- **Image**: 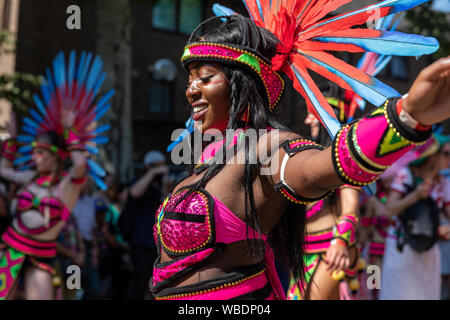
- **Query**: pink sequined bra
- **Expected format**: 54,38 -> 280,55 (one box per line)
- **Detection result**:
151,186 -> 285,300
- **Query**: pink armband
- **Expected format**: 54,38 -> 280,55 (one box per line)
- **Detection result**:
332,99 -> 431,186
332,214 -> 358,247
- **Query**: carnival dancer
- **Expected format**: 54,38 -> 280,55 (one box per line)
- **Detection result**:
0,51 -> 113,300
151,0 -> 450,300
287,86 -> 364,300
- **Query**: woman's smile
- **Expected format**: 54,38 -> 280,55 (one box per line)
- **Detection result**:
186,62 -> 230,132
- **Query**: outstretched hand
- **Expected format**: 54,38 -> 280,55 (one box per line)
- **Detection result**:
403,56 -> 450,126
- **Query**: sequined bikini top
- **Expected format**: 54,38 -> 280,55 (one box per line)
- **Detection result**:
15,173 -> 70,234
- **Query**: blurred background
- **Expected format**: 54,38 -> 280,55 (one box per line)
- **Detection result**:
0,0 -> 448,182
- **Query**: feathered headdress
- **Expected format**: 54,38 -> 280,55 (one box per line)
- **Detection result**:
347,12 -> 406,121
212,0 -> 438,137
15,51 -> 114,190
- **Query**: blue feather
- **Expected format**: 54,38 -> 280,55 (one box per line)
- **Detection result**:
18,163 -> 35,171
76,52 -> 86,83
373,55 -> 392,76
23,117 -> 39,128
96,89 -> 115,110
17,135 -> 35,143
212,3 -> 236,18
90,136 -> 109,144
290,63 -> 341,137
68,50 -> 76,93
301,0 -> 430,35
89,171 -> 107,191
29,109 -> 44,123
255,0 -> 264,23
40,83 -> 52,106
86,56 -> 104,92
79,52 -> 93,86
22,126 -> 37,135
45,68 -> 55,96
85,145 -> 99,155
18,145 -> 33,154
313,31 -> 439,56
87,158 -> 106,177
95,103 -> 111,121
32,94 -> 47,117
297,50 -> 400,107
53,52 -> 65,88
167,118 -> 195,152
92,124 -> 111,135
13,154 -> 32,166
92,73 -> 107,98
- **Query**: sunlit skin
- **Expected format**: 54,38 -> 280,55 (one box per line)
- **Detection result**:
186,62 -> 230,133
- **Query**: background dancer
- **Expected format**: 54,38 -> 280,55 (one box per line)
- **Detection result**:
0,51 -> 113,300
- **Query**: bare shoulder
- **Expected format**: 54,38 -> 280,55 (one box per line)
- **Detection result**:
256,129 -> 304,152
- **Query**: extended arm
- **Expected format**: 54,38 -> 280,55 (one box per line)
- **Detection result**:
273,57 -> 450,201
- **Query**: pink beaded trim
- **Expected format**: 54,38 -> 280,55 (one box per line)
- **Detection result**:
182,42 -> 285,111
334,125 -> 379,186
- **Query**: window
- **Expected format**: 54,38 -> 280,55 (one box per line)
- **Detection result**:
151,0 -> 203,35
152,0 -> 176,31
179,0 -> 202,34
149,78 -> 173,115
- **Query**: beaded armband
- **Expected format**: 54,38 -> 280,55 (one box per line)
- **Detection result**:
64,128 -> 85,152
332,99 -> 432,186
2,139 -> 17,161
332,214 -> 358,247
275,139 -> 333,205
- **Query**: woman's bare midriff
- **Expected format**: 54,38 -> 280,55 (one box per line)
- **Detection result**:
12,218 -> 66,241
160,239 -> 266,287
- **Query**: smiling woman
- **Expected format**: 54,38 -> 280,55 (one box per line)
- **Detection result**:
186,62 -> 230,130
149,0 -> 450,300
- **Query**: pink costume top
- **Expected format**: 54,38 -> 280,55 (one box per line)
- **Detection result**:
2,174 -> 70,258
151,129 -> 287,300
151,186 -> 284,300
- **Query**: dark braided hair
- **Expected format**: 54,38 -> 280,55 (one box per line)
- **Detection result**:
175,14 -> 307,287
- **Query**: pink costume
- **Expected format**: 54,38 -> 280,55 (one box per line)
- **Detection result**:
151,187 -> 283,300
0,174 -> 71,300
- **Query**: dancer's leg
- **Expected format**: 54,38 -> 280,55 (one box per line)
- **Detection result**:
24,266 -> 53,300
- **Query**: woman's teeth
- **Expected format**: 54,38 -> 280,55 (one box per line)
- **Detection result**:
193,105 -> 208,113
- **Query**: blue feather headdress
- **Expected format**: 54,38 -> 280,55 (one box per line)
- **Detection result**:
15,51 -> 114,190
